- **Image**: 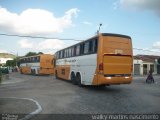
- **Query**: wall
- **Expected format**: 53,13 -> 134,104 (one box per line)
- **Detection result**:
133,59 -> 157,75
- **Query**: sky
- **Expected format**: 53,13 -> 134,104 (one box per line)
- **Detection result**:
0,0 -> 160,56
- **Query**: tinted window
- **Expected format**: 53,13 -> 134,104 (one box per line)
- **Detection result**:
76,45 -> 80,56
71,47 -> 74,57
68,48 -> 71,57
80,43 -> 84,55
57,52 -> 60,59
66,49 -> 69,57
84,42 -> 89,54
37,56 -> 40,62
64,50 -> 67,58
60,51 -> 64,58
89,40 -> 93,52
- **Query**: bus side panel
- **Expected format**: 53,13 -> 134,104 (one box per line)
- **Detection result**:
56,58 -> 71,80
72,54 -> 97,85
56,54 -> 97,85
56,65 -> 70,80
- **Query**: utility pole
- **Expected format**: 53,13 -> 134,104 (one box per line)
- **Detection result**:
97,23 -> 102,34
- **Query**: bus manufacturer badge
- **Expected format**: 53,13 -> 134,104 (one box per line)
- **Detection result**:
115,49 -> 123,54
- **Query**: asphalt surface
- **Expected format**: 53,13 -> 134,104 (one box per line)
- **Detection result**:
0,73 -> 160,120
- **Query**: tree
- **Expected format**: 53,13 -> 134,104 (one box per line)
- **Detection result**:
25,52 -> 37,57
6,59 -> 16,67
25,52 -> 43,57
38,52 -> 43,54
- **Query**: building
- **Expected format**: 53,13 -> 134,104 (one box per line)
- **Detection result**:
0,58 -> 13,66
133,55 -> 160,75
0,53 -> 16,66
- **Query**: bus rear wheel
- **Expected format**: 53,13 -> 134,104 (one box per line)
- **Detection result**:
55,70 -> 59,79
71,72 -> 77,85
76,73 -> 83,87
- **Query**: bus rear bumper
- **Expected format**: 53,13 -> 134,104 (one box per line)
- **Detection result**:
96,74 -> 132,85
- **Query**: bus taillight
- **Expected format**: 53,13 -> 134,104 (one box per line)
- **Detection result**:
99,63 -> 103,71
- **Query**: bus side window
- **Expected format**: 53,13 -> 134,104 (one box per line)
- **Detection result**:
93,39 -> 98,53
76,45 -> 80,56
68,48 -> 71,57
71,47 -> 74,57
62,50 -> 65,58
64,50 -> 66,58
60,51 -> 64,59
80,43 -> 84,55
89,40 -> 93,53
84,42 -> 89,54
74,46 -> 76,56
57,52 -> 60,59
37,56 -> 40,62
66,49 -> 69,57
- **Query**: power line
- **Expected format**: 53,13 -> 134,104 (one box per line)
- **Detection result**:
0,32 -> 160,54
0,33 -> 83,41
133,48 -> 160,53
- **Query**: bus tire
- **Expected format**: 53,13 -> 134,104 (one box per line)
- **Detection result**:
71,72 -> 77,85
55,70 -> 59,79
20,70 -> 23,74
76,73 -> 83,87
33,69 -> 36,75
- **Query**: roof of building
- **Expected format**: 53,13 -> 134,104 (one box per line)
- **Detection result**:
134,55 -> 160,62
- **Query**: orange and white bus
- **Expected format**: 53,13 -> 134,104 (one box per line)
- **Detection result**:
19,54 -> 55,75
55,33 -> 133,86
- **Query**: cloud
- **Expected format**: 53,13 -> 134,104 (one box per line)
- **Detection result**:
18,39 -> 65,50
0,7 -> 79,35
37,39 -> 64,50
0,49 -> 8,53
18,39 -> 34,48
113,1 -> 120,10
120,0 -> 160,15
152,41 -> 160,49
83,21 -> 92,26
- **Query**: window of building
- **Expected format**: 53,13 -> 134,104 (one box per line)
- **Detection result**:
150,64 -> 154,72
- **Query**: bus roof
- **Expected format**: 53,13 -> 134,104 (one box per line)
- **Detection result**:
19,54 -> 53,59
101,33 -> 131,39
55,33 -> 131,53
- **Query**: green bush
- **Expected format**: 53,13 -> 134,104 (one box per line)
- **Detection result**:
0,68 -> 9,74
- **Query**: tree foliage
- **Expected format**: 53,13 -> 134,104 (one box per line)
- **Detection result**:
25,52 -> 43,57
6,59 -> 16,67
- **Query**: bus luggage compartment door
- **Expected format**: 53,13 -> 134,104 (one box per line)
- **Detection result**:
103,55 -> 132,75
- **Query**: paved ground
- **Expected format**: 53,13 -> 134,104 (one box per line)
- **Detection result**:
0,72 -> 160,120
